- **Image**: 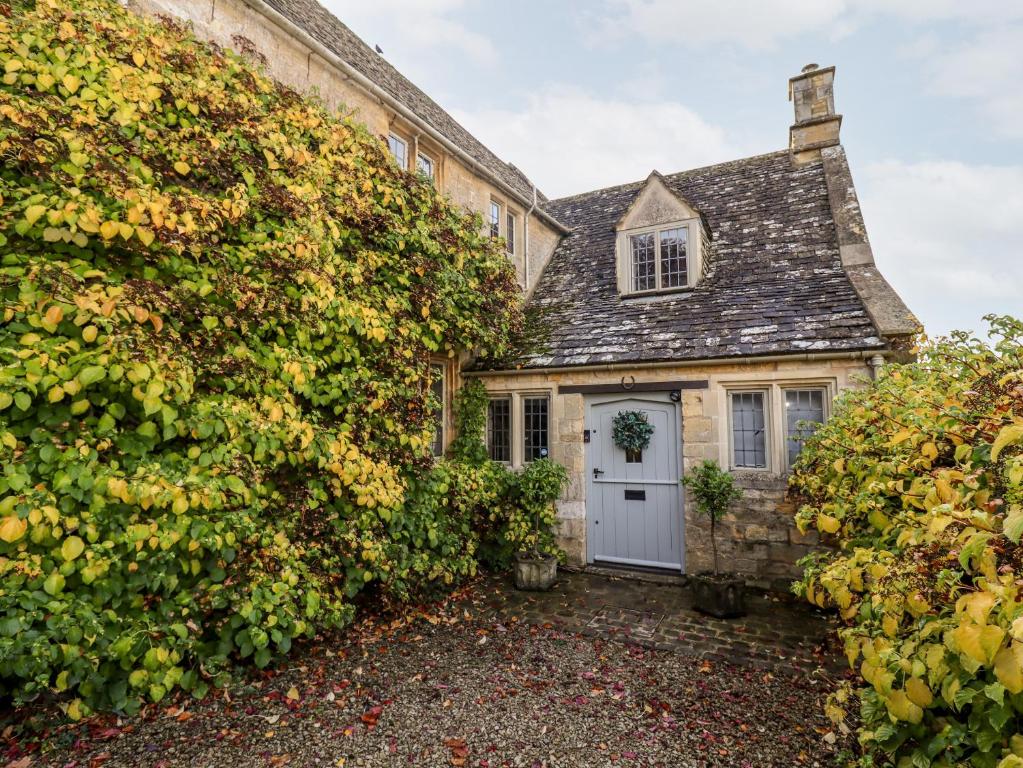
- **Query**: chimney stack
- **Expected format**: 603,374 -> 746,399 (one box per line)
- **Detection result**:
788,63 -> 841,164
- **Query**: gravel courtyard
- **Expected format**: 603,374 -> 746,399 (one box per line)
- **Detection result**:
21,575 -> 852,768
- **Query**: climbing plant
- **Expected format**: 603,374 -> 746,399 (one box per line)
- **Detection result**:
0,0 -> 523,717
790,316 -> 1023,767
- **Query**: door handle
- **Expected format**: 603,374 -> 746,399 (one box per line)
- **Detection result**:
593,467 -> 605,479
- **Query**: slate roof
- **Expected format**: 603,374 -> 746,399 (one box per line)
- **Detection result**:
262,0 -> 540,203
518,150 -> 887,369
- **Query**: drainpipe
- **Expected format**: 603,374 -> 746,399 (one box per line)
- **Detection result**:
523,185 -> 537,291
868,354 -> 886,380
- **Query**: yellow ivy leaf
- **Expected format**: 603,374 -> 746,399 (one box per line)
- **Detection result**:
61,535 -> 85,561
885,690 -> 923,724
906,677 -> 933,708
66,698 -> 83,721
99,220 -> 119,240
82,325 -> 98,343
62,74 -> 81,93
951,621 -> 1005,666
25,205 -> 46,226
286,686 -> 300,701
44,305 -> 63,325
992,424 -> 1023,462
995,642 -> 1023,694
136,227 -> 155,247
817,514 -> 841,534
957,591 -> 997,624
0,515 -> 27,543
173,160 -> 190,175
132,50 -> 146,67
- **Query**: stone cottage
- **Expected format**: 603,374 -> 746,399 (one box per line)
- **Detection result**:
137,1 -> 918,588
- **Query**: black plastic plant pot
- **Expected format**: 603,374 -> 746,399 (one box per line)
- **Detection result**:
691,572 -> 746,618
514,552 -> 558,591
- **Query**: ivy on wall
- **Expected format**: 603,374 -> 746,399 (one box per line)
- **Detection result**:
0,0 -> 522,716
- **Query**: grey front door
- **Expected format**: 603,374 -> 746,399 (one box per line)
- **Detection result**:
586,396 -> 683,570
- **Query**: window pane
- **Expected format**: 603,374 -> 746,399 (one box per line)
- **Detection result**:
731,392 -> 766,468
523,396 -> 549,462
416,152 -> 434,180
630,233 -> 655,292
430,365 -> 444,457
785,389 -> 825,466
659,227 -> 688,288
506,212 -> 516,255
489,202 -> 501,239
486,398 -> 511,462
387,133 -> 407,169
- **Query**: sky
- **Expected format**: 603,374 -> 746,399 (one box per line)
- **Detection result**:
325,0 -> 1022,339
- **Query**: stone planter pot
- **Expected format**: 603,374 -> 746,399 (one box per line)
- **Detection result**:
514,552 -> 558,591
691,572 -> 746,618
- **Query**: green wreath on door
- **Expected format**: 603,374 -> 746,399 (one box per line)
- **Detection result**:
612,410 -> 654,453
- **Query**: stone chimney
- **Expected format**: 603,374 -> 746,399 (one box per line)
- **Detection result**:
788,63 -> 841,164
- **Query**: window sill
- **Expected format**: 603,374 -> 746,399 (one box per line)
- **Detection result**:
620,285 -> 695,300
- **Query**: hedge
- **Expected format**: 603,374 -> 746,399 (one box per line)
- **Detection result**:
791,316 -> 1023,767
0,0 -> 523,716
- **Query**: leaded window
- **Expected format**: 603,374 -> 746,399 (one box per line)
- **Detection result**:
659,227 -> 688,288
630,232 -> 656,292
486,397 -> 511,462
506,212 -> 516,255
387,133 -> 407,169
785,388 -> 826,467
730,391 -> 767,468
489,201 -> 501,239
416,151 -> 434,181
523,396 -> 549,463
429,364 -> 445,457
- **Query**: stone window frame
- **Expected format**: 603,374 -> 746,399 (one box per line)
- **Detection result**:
781,386 -> 830,470
483,389 -> 554,469
721,379 -> 836,475
726,388 -> 772,471
615,218 -> 703,297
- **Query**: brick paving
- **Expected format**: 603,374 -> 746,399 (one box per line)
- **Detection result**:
473,568 -> 843,674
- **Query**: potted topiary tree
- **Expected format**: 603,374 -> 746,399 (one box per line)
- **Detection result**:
512,456 -> 567,591
682,460 -> 746,618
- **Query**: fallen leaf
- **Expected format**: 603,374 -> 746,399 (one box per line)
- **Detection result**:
286,686 -> 300,701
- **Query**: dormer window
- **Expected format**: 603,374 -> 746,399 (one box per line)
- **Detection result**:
615,172 -> 706,298
628,225 -> 689,293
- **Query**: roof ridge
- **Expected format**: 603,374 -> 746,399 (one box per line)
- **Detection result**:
259,0 -> 549,205
545,148 -> 795,205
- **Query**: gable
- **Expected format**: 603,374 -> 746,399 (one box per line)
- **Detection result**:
617,172 -> 701,230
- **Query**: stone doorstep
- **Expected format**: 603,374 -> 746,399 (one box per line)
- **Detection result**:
573,563 -> 685,586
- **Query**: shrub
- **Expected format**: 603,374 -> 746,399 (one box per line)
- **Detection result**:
682,460 -> 743,575
0,0 -> 522,716
790,316 -> 1023,767
510,458 -> 567,557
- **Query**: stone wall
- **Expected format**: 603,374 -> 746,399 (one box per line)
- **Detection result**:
474,354 -> 869,589
131,0 -> 559,294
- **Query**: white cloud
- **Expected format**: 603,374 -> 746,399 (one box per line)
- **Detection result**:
909,25 -> 1023,139
320,0 -> 496,65
588,0 -> 1023,50
858,160 -> 1023,337
453,86 -> 736,198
